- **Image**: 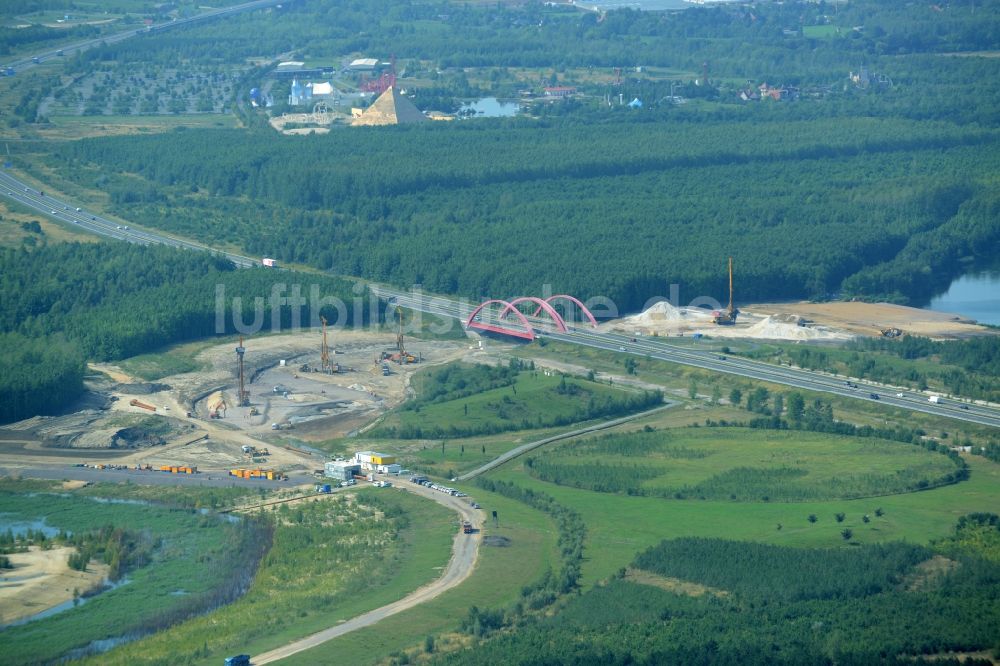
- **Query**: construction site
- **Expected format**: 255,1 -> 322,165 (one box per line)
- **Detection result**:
606,258 -> 993,342
0,323 -> 469,481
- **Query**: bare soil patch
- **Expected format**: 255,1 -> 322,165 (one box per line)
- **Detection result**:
625,567 -> 728,598
745,301 -> 994,340
0,546 -> 110,625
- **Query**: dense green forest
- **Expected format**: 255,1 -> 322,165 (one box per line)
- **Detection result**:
49,118 -> 1000,309
434,526 -> 1000,664
2,0 -> 991,309
0,243 -> 371,422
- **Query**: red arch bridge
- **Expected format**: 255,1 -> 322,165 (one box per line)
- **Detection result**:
465,295 -> 598,341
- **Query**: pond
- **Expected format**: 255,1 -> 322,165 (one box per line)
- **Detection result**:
926,269 -> 1000,326
458,97 -> 520,118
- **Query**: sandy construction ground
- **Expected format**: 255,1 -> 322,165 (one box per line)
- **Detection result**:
0,329 -> 472,478
744,301 -> 994,339
606,299 -> 995,341
0,546 -> 109,625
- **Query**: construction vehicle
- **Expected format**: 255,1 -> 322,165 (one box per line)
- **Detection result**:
880,327 -> 903,338
713,257 -> 739,325
248,406 -> 259,416
462,521 -> 473,534
129,398 -> 156,412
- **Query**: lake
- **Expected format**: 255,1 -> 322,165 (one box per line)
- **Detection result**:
926,270 -> 1000,326
458,98 -> 520,118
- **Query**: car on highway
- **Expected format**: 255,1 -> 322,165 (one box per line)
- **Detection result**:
896,393 -> 905,397
960,404 -> 970,410
51,210 -> 57,214
619,346 -> 626,351
718,355 -> 727,360
870,393 -> 880,400
75,207 -> 81,212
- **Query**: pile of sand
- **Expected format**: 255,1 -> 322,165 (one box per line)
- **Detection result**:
698,316 -> 854,341
621,301 -> 713,327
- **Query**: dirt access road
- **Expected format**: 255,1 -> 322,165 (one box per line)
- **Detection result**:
252,482 -> 482,664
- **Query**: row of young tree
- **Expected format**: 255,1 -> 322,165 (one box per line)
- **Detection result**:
0,243 -> 370,422
436,520 -> 1000,665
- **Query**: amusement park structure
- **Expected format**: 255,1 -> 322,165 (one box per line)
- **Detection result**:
361,55 -> 397,95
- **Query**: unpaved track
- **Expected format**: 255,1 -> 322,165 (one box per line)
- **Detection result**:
252,483 -> 481,664
456,402 -> 676,481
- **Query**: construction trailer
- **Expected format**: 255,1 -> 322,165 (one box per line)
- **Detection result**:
159,465 -> 197,474
713,257 -> 739,325
229,468 -> 286,481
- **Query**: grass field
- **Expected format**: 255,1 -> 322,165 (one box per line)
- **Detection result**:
0,199 -> 100,248
374,367 -> 657,439
278,485 -> 560,665
38,113 -> 241,140
802,24 -> 841,38
488,452 -> 1000,588
521,339 -> 1000,443
0,482 -> 250,664
525,427 -> 962,501
116,338 -> 217,380
86,487 -> 455,665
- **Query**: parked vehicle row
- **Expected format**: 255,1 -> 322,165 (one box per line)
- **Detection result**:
408,476 -> 467,497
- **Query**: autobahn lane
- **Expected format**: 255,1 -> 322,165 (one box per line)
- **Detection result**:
374,286 -> 1000,430
0,171 -> 257,267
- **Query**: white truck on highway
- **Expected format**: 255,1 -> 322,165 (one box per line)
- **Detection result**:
928,395 -> 942,404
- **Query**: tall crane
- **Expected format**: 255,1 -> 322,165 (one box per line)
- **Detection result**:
320,315 -> 331,373
236,336 -> 250,406
395,305 -> 405,356
713,257 -> 739,325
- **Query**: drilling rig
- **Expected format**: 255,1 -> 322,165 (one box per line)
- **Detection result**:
713,257 -> 739,326
320,315 -> 332,373
236,337 -> 250,406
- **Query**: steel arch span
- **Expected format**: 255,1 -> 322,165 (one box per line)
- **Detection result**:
500,297 -> 569,333
534,295 -> 598,328
466,299 -> 536,340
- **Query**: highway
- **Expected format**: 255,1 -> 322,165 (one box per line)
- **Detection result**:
2,0 -> 285,74
0,170 -> 257,267
373,286 -> 1000,430
2,160 -> 996,430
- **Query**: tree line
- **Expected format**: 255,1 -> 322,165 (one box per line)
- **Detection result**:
0,242 -> 370,423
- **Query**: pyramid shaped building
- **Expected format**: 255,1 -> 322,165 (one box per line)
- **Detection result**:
352,87 -> 428,126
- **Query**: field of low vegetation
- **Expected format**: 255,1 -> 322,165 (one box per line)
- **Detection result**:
86,488 -> 455,666
371,362 -> 662,440
0,480 -> 267,665
436,525 -> 1000,664
524,427 -> 964,501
